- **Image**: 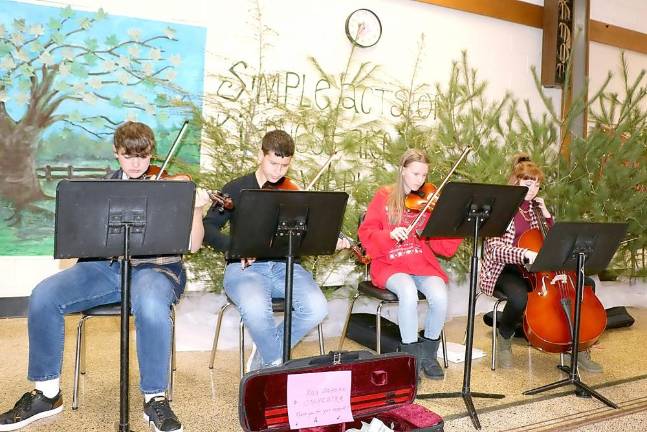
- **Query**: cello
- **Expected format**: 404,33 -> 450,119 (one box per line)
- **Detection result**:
520,201 -> 607,353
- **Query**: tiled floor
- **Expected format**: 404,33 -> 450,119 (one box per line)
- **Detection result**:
0,306 -> 646,431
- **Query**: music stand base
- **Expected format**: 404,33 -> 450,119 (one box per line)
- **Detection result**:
556,365 -> 595,399
418,390 -> 505,430
523,377 -> 618,409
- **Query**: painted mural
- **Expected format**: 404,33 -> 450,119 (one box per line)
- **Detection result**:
0,0 -> 206,255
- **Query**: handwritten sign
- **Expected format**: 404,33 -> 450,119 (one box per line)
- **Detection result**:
287,370 -> 353,429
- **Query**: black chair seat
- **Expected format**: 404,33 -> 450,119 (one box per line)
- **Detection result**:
81,303 -> 124,316
358,281 -> 425,302
342,280 -> 447,365
492,289 -> 507,300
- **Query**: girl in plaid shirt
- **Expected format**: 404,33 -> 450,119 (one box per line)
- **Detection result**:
479,154 -> 602,372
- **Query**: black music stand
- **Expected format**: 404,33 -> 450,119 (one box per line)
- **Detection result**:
228,189 -> 348,363
416,182 -> 527,430
55,179 -> 195,432
522,222 -> 628,408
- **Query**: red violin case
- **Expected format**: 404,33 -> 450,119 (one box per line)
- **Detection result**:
239,351 -> 444,431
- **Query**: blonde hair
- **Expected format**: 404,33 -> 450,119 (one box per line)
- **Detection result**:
387,148 -> 430,225
508,153 -> 544,185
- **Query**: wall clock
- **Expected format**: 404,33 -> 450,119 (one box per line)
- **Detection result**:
345,8 -> 382,48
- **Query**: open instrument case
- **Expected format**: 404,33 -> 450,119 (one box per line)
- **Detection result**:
238,351 -> 444,431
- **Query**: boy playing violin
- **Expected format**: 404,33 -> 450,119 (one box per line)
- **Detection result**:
358,149 -> 462,380
203,129 -> 349,371
0,121 -> 210,432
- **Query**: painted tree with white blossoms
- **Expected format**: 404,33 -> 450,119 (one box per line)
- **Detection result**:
0,6 -> 181,222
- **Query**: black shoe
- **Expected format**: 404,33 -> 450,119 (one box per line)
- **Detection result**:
0,390 -> 63,431
143,396 -> 183,432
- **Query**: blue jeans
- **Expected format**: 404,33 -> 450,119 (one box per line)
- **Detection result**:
224,261 -> 327,366
27,260 -> 184,394
385,273 -> 448,344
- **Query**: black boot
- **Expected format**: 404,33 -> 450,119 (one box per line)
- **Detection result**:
398,341 -> 423,381
420,337 -> 444,379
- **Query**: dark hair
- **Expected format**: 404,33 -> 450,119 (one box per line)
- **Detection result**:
261,130 -> 295,157
113,121 -> 155,157
516,155 -> 531,163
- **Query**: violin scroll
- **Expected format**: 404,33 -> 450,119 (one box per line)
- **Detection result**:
338,232 -> 371,264
351,244 -> 371,265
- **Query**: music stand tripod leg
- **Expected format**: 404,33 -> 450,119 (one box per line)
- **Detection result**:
573,381 -> 618,408
523,378 -> 571,396
463,393 -> 480,430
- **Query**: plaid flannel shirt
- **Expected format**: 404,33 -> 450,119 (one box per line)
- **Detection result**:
478,209 -> 540,296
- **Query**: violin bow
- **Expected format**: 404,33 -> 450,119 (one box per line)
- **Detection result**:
304,150 -> 341,191
155,121 -> 190,180
302,150 -> 369,263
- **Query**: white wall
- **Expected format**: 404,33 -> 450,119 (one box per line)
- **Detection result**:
591,0 -> 647,34
2,0 -> 645,297
590,0 -> 647,107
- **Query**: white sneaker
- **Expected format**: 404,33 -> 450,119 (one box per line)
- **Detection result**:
246,343 -> 262,373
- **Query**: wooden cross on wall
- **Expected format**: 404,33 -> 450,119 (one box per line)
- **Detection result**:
541,0 -> 590,157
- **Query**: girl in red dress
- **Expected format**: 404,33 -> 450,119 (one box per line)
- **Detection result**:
359,149 -> 462,380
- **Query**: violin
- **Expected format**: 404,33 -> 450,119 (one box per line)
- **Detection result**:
261,150 -> 340,191
405,183 -> 439,212
263,175 -> 370,264
144,164 -> 233,212
207,190 -> 234,212
261,176 -> 300,191
346,237 -> 371,265
144,164 -> 191,181
143,121 -> 234,212
400,147 -> 471,239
